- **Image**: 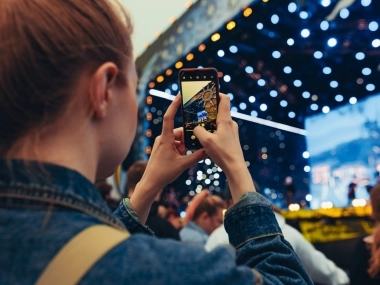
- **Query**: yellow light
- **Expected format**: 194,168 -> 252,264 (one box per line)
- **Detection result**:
186,53 -> 194,61
169,17 -> 176,24
262,154 -> 268,160
185,1 -> 192,8
243,8 -> 252,17
165,69 -> 173,76
288,203 -> 300,211
321,201 -> 333,209
175,61 -> 183,69
145,129 -> 152,137
146,96 -> 153,105
146,113 -> 152,121
263,0 -> 269,2
211,33 -> 221,42
198,44 -> 206,52
226,21 -> 236,30
148,82 -> 155,89
156,75 -> 164,83
352,199 -> 367,207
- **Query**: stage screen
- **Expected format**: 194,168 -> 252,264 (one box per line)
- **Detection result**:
305,94 -> 380,208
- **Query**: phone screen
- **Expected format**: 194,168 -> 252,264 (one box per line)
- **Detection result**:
179,68 -> 219,149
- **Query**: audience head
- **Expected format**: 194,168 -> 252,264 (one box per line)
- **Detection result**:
0,0 -> 136,179
126,161 -> 148,198
187,191 -> 224,235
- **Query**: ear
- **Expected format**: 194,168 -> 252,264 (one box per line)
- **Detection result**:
199,211 -> 209,222
89,62 -> 119,119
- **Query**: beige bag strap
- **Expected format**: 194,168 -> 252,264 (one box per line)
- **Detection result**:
36,225 -> 131,285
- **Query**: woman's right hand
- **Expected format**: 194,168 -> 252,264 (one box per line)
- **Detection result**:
193,94 -> 256,202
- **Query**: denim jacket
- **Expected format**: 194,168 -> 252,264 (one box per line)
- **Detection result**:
180,221 -> 209,245
0,160 -> 312,284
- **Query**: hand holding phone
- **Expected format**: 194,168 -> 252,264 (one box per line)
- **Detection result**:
179,68 -> 219,149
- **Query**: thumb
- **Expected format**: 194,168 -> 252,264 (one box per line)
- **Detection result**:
193,126 -> 212,147
181,148 -> 208,169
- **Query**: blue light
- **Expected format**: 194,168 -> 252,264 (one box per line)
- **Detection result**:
362,68 -> 371,75
271,14 -> 279,24
323,67 -> 332,74
355,52 -> 365,60
272,51 -> 281,58
288,2 -> 297,13
301,29 -> 310,38
372,39 -> 380,48
283,66 -> 292,74
330,81 -> 338,88
310,104 -> 318,111
294,80 -> 302,87
217,50 -> 225,57
299,11 -> 308,19
349,97 -> 357,104
270,90 -> 278,97
231,106 -> 238,112
314,51 -> 323,59
257,23 -> 263,30
172,83 -> 178,91
198,66 -> 203,68
280,100 -> 288,107
227,93 -> 234,100
224,75 -> 231,82
251,110 -> 258,117
287,38 -> 294,46
361,0 -> 371,7
229,45 -> 238,53
258,79 -> 266,86
369,21 -> 379,31
245,66 -> 254,73
288,111 -> 296,118
321,0 -> 331,7
366,84 -> 375,91
322,106 -> 330,113
302,91 -> 311,99
320,20 -> 329,31
239,102 -> 247,110
165,88 -> 171,94
327,38 -> 337,47
260,104 -> 268,111
303,151 -> 310,158
340,8 -> 349,19
249,96 -> 256,103
335,95 -> 343,102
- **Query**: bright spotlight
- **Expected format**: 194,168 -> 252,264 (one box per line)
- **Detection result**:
311,104 -> 318,111
303,151 -> 310,158
314,51 -> 323,59
321,0 -> 331,7
288,111 -> 296,118
299,11 -> 308,19
239,102 -> 247,110
320,20 -> 329,30
288,2 -> 297,13
322,106 -> 330,113
260,104 -> 268,111
372,39 -> 380,48
340,8 -> 349,19
355,52 -> 365,60
280,100 -> 288,107
305,194 -> 313,201
323,67 -> 332,74
302,91 -> 311,99
327,38 -> 337,47
366,84 -> 375,91
361,0 -> 371,7
258,79 -> 266,86
257,23 -> 263,30
245,66 -> 254,73
249,96 -> 256,103
229,45 -> 238,53
335,94 -> 343,102
301,29 -> 310,38
304,165 -> 311,172
349,97 -> 357,104
270,90 -> 278,97
362,68 -> 371,75
271,14 -> 279,24
283,66 -> 292,74
330,81 -> 338,88
294,80 -> 302,87
369,21 -> 379,31
287,38 -> 294,46
217,50 -> 225,57
272,51 -> 281,58
223,75 -> 231,82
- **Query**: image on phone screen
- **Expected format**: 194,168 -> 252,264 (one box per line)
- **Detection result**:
180,72 -> 218,149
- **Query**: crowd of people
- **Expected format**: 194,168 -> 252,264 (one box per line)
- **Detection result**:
0,0 -> 378,284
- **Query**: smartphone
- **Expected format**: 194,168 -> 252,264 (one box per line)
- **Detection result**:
179,68 -> 220,149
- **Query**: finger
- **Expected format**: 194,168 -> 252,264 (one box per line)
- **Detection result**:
173,127 -> 184,142
193,126 -> 213,147
216,94 -> 232,124
180,148 -> 208,170
162,95 -> 181,137
174,141 -> 187,154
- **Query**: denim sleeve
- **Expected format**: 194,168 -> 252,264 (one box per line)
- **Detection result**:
224,192 -> 313,285
113,198 -> 154,235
